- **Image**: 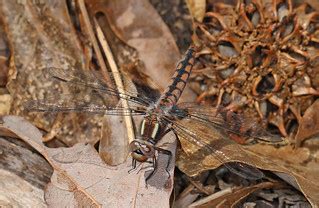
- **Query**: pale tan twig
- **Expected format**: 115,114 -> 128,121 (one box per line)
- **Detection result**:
78,0 -> 112,85
188,187 -> 233,207
93,18 -> 135,144
77,0 -> 135,144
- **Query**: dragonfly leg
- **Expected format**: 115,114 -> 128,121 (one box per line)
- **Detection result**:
145,157 -> 158,182
136,161 -> 154,173
128,159 -> 137,174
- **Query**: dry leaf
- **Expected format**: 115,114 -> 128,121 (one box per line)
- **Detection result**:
87,0 -> 196,103
192,182 -> 279,208
0,0 -> 107,146
177,129 -> 319,207
0,94 -> 12,115
186,0 -> 206,22
295,99 -> 319,146
0,115 -> 176,207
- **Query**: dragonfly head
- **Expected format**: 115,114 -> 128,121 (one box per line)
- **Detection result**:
129,139 -> 155,162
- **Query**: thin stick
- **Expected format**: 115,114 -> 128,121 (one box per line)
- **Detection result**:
78,0 -> 135,144
188,187 -> 233,207
78,0 -> 112,85
93,18 -> 136,144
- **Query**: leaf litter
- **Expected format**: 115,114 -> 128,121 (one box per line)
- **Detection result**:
0,0 -> 318,207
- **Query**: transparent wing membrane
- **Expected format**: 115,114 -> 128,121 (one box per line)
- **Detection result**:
166,116 -> 264,180
46,67 -> 153,106
176,103 -> 283,143
24,93 -> 147,115
24,67 -> 152,115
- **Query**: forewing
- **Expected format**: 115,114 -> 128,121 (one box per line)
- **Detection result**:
24,67 -> 154,115
24,93 -> 146,116
176,102 -> 283,143
46,67 -> 153,107
166,116 -> 264,180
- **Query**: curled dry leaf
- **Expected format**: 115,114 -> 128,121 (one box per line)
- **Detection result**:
177,134 -> 319,206
0,115 -> 176,207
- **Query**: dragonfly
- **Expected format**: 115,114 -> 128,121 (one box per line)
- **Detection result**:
25,46 -> 282,182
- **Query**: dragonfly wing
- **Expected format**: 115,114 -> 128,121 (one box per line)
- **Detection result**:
166,116 -> 264,180
223,162 -> 264,180
176,102 -> 283,143
24,93 -> 146,115
45,67 -> 153,106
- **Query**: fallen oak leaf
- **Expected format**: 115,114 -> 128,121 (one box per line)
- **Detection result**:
0,115 -> 176,207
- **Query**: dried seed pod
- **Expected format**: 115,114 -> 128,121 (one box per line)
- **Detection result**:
191,0 -> 319,143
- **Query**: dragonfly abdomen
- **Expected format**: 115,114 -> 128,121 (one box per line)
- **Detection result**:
158,46 -> 196,107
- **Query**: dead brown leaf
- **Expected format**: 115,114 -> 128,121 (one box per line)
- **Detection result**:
87,0 -> 196,103
0,0 -> 106,146
191,182 -> 280,208
295,99 -> 319,146
0,115 -> 175,207
177,126 -> 319,207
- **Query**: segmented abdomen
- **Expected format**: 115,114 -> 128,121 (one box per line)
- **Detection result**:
158,46 -> 196,107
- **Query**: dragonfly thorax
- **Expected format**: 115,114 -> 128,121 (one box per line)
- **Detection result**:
139,115 -> 164,143
130,115 -> 167,163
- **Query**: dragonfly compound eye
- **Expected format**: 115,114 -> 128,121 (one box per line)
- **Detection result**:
131,150 -> 148,162
129,140 -> 155,162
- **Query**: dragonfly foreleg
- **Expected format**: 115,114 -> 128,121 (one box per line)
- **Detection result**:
128,159 -> 139,174
145,156 -> 158,182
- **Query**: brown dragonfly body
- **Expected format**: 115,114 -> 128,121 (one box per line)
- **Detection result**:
129,47 -> 195,179
26,46 -> 282,182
